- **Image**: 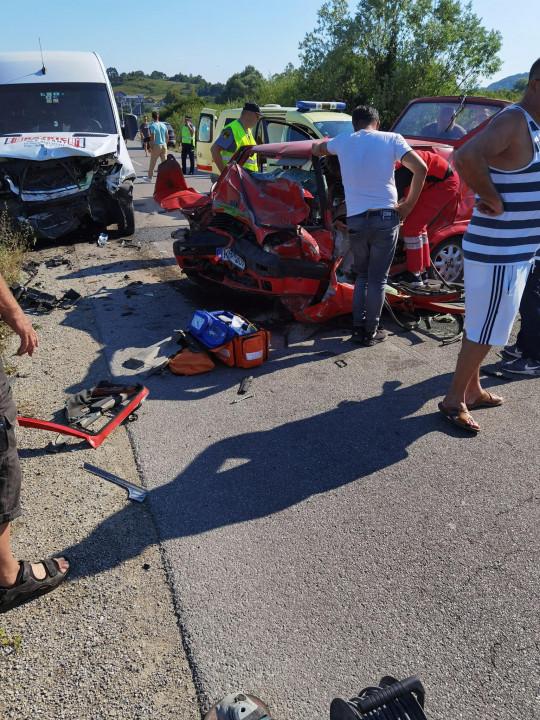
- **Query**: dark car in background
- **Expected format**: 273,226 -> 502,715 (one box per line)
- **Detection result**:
164,122 -> 176,148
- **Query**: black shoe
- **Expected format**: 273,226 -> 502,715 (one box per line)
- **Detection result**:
364,327 -> 387,346
351,327 -> 365,344
398,271 -> 424,288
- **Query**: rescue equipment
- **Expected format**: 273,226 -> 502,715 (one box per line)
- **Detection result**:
189,310 -> 270,368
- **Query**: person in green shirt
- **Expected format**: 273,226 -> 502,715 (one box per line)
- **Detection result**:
181,115 -> 196,175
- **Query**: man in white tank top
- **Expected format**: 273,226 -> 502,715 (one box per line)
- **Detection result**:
440,58 -> 540,433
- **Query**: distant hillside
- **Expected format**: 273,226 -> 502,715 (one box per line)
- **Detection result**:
113,77 -> 191,100
487,73 -> 527,91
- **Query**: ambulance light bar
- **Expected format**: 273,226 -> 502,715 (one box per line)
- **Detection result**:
296,101 -> 347,112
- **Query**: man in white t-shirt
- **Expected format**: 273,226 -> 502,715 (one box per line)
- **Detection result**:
313,105 -> 427,345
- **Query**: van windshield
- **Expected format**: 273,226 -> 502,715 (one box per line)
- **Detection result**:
313,120 -> 353,138
0,82 -> 116,135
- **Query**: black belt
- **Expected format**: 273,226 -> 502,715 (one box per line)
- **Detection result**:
354,208 -> 399,219
427,166 -> 454,183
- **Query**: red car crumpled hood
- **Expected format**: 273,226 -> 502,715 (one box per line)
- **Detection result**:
212,162 -> 309,228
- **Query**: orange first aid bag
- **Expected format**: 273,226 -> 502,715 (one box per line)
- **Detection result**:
211,328 -> 270,368
168,347 -> 215,375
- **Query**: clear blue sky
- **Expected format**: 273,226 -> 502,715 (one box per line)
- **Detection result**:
0,0 -> 535,84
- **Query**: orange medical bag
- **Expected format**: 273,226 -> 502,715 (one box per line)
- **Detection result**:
211,328 -> 270,368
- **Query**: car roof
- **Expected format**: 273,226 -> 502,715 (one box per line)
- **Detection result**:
0,51 -> 107,85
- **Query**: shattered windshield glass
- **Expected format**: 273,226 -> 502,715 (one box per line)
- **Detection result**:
393,101 -> 500,141
0,82 -> 116,135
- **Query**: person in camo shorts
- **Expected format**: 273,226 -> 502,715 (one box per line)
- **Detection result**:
0,273 -> 69,613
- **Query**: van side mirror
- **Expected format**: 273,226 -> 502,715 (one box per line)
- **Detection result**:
124,114 -> 138,141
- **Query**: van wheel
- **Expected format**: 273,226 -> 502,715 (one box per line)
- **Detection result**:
116,183 -> 135,236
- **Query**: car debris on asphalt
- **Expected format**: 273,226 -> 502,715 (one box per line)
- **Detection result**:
10,283 -> 82,313
83,463 -> 147,503
17,381 -> 149,449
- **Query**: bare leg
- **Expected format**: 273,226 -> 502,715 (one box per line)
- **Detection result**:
441,337 -> 492,430
0,521 -> 69,587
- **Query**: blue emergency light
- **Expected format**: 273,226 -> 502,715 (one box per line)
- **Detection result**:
296,100 -> 347,112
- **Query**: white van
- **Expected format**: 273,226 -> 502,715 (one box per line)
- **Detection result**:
0,51 -> 137,239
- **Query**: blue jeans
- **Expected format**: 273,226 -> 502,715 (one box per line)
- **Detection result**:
348,210 -> 400,331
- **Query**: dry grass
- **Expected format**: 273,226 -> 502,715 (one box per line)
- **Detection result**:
0,210 -> 34,355
0,209 -> 33,285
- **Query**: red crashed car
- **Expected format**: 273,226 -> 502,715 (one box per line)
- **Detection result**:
390,95 -> 510,280
154,96 -> 509,322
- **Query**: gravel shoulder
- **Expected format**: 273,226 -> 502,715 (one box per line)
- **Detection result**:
0,238 -> 199,720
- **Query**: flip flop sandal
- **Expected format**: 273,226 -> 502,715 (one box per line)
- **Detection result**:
438,402 -> 480,434
0,558 -> 70,614
467,391 -> 504,410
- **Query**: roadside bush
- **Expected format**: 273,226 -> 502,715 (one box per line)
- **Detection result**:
0,209 -> 34,356
0,209 -> 33,285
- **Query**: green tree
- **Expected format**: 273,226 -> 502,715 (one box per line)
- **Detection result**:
299,0 -> 503,124
219,65 -> 264,102
162,86 -> 184,106
150,70 -> 167,80
259,64 -> 303,106
106,67 -> 120,84
513,78 -> 528,93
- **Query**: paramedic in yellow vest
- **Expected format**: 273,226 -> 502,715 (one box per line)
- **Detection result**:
211,101 -> 261,174
181,115 -> 196,176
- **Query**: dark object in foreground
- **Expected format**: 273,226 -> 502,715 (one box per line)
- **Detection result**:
330,675 -> 427,720
10,284 -> 81,313
17,382 -> 149,449
83,463 -> 147,502
0,558 -> 70,615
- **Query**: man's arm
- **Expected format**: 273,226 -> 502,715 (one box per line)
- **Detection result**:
0,275 -> 38,356
211,127 -> 236,173
453,111 -> 523,216
396,150 -> 427,218
211,141 -> 227,173
312,140 -> 332,157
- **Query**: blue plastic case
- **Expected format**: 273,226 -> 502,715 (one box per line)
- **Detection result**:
189,310 -> 255,349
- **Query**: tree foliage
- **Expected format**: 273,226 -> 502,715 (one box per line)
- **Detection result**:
297,0 -> 503,124
218,66 -> 264,103
106,67 -> 120,84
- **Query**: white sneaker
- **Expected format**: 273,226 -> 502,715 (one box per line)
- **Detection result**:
141,176 -> 152,183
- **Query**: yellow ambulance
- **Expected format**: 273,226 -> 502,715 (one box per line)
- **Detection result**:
196,101 -> 352,175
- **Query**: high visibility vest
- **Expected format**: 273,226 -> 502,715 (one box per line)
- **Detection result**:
181,124 -> 195,145
220,120 -> 258,172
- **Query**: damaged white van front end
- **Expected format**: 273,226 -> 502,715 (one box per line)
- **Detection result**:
0,51 -> 136,239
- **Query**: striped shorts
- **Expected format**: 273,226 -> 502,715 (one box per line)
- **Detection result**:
464,258 -> 533,345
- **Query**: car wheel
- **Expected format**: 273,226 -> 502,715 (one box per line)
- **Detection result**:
430,236 -> 464,283
116,182 -> 135,236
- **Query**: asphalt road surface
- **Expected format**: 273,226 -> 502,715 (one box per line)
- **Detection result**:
71,143 -> 540,720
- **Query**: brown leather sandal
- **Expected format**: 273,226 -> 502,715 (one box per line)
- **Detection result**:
0,558 -> 69,614
438,402 -> 480,434
467,391 -> 504,410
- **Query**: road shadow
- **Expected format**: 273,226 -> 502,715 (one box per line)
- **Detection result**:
60,373 -> 473,580
57,257 -> 176,281
58,276 -> 357,401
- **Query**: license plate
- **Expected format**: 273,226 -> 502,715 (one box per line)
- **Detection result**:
218,247 -> 246,270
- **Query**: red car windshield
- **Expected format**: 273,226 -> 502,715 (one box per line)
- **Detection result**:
392,101 -> 500,142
